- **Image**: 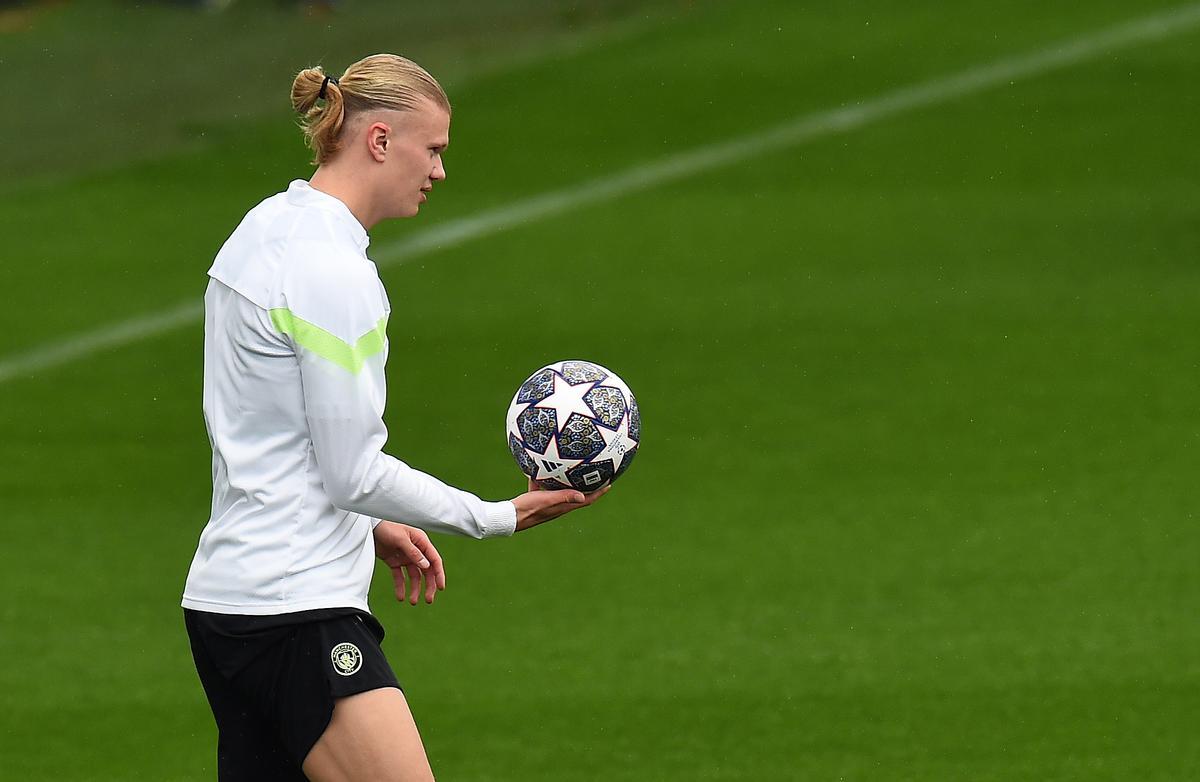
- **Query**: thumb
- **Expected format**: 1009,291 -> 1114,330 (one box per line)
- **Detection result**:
540,489 -> 585,507
403,540 -> 430,569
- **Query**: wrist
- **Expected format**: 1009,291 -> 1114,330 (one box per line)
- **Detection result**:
372,519 -> 394,549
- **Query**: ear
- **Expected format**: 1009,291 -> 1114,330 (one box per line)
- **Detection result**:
366,122 -> 390,163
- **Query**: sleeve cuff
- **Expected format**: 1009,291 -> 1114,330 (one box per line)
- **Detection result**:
369,517 -> 384,529
479,501 -> 517,538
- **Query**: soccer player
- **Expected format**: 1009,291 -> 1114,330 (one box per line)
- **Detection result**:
182,54 -> 607,781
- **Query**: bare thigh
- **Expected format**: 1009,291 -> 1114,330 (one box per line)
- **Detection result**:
302,687 -> 435,782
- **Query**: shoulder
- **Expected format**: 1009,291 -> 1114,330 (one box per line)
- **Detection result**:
278,242 -> 387,346
212,184 -> 388,345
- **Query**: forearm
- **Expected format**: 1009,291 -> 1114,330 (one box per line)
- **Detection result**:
302,350 -> 514,538
331,449 -> 515,538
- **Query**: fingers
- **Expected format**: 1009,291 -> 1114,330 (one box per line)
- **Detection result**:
513,483 -> 613,531
400,528 -> 431,569
410,532 -> 440,604
382,526 -> 445,606
405,564 -> 421,605
583,484 -> 611,503
392,562 -> 436,606
392,564 -> 407,603
409,528 -> 442,578
533,484 -> 611,507
406,527 -> 445,598
537,484 -> 610,515
426,545 -> 445,593
537,488 -> 586,508
424,565 -> 437,604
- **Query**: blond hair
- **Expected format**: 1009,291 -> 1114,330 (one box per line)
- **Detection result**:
291,54 -> 451,166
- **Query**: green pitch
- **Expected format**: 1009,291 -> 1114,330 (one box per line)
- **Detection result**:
1,1 -> 1198,779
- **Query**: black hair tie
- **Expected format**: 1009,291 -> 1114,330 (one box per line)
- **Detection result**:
319,75 -> 339,100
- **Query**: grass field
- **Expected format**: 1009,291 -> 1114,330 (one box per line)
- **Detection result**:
2,1 -> 1199,779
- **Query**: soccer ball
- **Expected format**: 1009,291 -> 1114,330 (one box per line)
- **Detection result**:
506,360 -> 640,492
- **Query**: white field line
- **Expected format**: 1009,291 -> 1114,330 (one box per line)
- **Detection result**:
2,3 -> 1199,386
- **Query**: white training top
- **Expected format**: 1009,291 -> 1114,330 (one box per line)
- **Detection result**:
182,180 -> 516,616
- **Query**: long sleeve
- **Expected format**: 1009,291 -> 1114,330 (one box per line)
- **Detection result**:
278,247 -> 515,539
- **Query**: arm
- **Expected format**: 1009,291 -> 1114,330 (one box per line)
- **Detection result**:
306,362 -> 609,535
370,483 -> 609,608
278,256 -> 515,538
294,328 -> 516,538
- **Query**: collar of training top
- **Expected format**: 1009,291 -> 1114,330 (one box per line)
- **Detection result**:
286,180 -> 371,252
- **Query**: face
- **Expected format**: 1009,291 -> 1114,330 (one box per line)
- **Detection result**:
374,98 -> 450,220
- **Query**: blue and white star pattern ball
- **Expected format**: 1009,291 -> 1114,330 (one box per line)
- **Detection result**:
506,360 -> 640,492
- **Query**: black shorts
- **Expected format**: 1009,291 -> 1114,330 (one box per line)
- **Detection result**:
184,607 -> 400,781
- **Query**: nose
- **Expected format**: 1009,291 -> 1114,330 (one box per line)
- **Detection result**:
431,154 -> 447,182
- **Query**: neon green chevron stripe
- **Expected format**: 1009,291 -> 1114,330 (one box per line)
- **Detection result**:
269,308 -> 387,375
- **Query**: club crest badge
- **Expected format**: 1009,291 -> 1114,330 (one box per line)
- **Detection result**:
331,642 -> 363,676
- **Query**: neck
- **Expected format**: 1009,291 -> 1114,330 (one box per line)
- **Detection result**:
309,166 -> 376,231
